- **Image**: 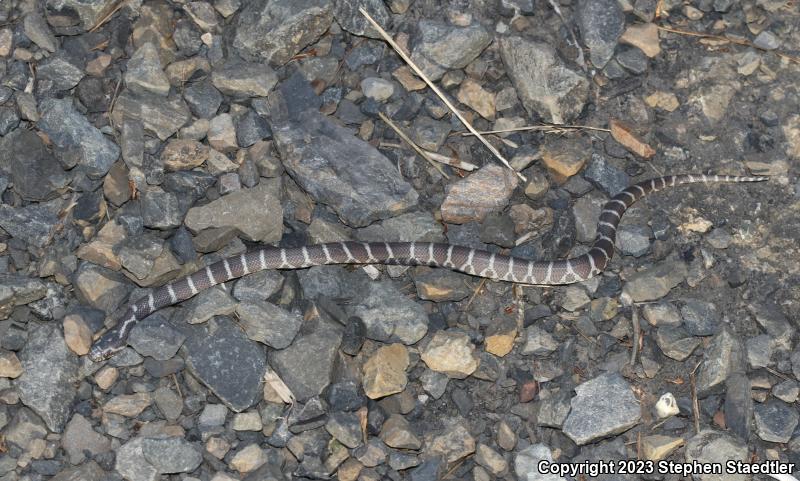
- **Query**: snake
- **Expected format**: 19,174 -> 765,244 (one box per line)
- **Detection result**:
88,173 -> 767,361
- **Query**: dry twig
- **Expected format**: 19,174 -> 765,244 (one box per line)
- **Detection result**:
359,7 -> 525,181
657,24 -> 800,65
461,124 -> 611,136
378,112 -> 449,179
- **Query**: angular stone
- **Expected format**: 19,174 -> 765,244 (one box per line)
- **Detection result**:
499,36 -> 589,124
427,419 -> 476,464
696,327 -> 744,397
111,90 -> 192,140
441,164 -> 518,224
620,22 -> 661,58
0,124 -> 69,201
211,60 -> 278,98
126,42 -> 170,96
273,109 -> 418,227
420,330 -> 479,379
233,0 -> 333,65
161,139 -> 209,171
15,324 -> 78,432
184,317 -> 266,411
754,399 -> 798,443
578,0 -> 625,68
411,21 -> 492,81
684,430 -> 748,481
562,372 -> 641,445
362,343 -> 409,400
623,259 -> 688,302
185,181 -> 283,242
236,300 -> 302,349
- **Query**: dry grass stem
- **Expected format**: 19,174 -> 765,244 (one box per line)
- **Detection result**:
90,0 -> 128,33
378,112 -> 449,178
359,7 -> 525,181
461,124 -> 611,136
657,24 -> 800,65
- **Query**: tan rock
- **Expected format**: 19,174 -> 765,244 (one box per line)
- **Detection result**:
161,139 -> 209,171
206,436 -> 231,459
208,113 -> 238,152
475,443 -> 508,475
94,366 -> 119,390
484,317 -> 517,358
103,393 -> 152,417
441,164 -> 518,224
76,219 -> 126,271
620,23 -> 661,58
392,66 -> 426,91
541,137 -> 591,179
0,349 -> 23,378
645,91 -> 680,112
362,343 -> 409,399
428,420 -> 476,464
782,115 -> 800,160
63,314 -> 93,355
380,414 -> 422,449
230,443 -> 267,474
641,435 -> 684,461
421,330 -> 479,378
457,78 -> 495,120
336,458 -> 363,481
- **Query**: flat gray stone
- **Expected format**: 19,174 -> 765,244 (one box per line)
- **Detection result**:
15,324 -> 79,432
754,399 -> 799,443
233,0 -> 333,65
128,314 -> 186,360
125,42 -> 170,96
268,317 -> 342,402
577,0 -> 625,68
696,327 -> 745,397
411,20 -> 492,81
185,181 -> 284,242
236,299 -> 302,349
623,258 -> 688,302
684,430 -> 748,481
348,281 -> 428,345
37,98 -> 120,178
514,444 -> 566,481
183,317 -> 266,411
499,36 -> 589,124
62,414 -> 111,464
141,437 -> 203,473
562,372 -> 641,445
212,60 -> 278,98
0,274 -> 47,320
273,109 -> 418,227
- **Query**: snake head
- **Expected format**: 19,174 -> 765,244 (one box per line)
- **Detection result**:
88,327 -> 125,362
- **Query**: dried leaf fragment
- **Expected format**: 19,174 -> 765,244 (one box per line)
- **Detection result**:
609,119 -> 656,158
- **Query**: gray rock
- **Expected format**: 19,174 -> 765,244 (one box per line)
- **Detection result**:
153,386 -> 183,421
617,47 -> 649,74
642,302 -> 681,326
480,212 -> 516,248
183,317 -> 266,411
583,153 -> 630,196
411,20 -> 492,81
356,211 -> 445,243
185,181 -> 284,242
128,314 -> 186,360
116,437 -> 159,481
515,444 -> 566,481
411,115 -> 452,151
572,194 -> 604,243
0,129 -> 68,201
125,42 -> 170,96
325,411 -> 362,448
36,55 -> 85,92
299,266 -> 371,301
537,390 -> 571,428
236,300 -> 302,349
745,334 -> 773,369
233,0 -> 333,65
348,281 -> 428,345
4,407 -> 48,450
236,109 -> 271,147
233,269 -> 284,302
680,299 -> 720,336
623,258 -> 688,302
268,317 -> 342,402
0,200 -> 60,249
62,414 -> 111,464
38,98 -> 120,178
211,60 -> 278,98
198,404 -> 228,428
334,0 -> 390,39
754,399 -> 798,443
578,0 -> 625,68
272,109 -> 418,227
696,327 -> 744,397
655,326 -> 701,361
111,90 -> 191,140
684,430 -> 748,481
48,461 -> 107,481
73,262 -> 133,314
413,270 -> 474,302
142,437 -> 203,473
617,224 -> 651,257
753,30 -> 780,50
139,188 -> 184,230
499,36 -> 589,124
748,301 -> 794,349
0,274 -> 47,319
723,373 -> 751,443
45,0 -> 114,31
420,370 -> 449,400
522,326 -> 558,356
15,324 -> 78,432
562,372 -> 641,445
23,12 -> 56,51
183,81 -> 223,118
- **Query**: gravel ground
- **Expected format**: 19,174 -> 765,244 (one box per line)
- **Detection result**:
0,0 -> 799,480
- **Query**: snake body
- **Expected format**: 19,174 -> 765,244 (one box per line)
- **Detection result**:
88,174 -> 766,361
